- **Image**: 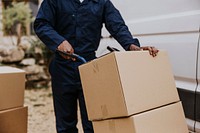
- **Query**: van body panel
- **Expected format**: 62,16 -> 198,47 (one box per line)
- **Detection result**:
111,0 -> 200,21
98,0 -> 200,132
196,30 -> 200,129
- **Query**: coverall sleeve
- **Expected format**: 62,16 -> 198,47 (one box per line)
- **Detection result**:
34,0 -> 65,52
103,0 -> 140,50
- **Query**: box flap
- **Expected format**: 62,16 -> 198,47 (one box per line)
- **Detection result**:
133,102 -> 188,133
115,51 -> 180,114
79,52 -> 127,120
0,106 -> 28,133
0,66 -> 25,74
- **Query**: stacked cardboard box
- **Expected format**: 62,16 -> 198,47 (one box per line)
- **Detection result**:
0,66 -> 27,133
79,51 -> 188,133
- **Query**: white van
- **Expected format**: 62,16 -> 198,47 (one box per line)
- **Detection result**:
97,0 -> 200,132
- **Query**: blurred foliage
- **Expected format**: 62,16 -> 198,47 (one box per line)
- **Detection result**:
26,37 -> 53,64
2,2 -> 33,42
25,36 -> 53,89
1,2 -> 53,89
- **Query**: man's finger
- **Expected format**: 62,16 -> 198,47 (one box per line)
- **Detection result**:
141,46 -> 159,57
144,46 -> 153,55
152,47 -> 159,57
72,58 -> 76,61
64,55 -> 71,60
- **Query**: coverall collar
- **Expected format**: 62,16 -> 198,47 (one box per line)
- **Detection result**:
92,0 -> 98,2
76,0 -> 99,4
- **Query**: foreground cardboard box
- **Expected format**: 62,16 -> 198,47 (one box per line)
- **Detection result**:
0,106 -> 28,133
0,66 -> 25,111
79,51 -> 180,120
93,102 -> 188,133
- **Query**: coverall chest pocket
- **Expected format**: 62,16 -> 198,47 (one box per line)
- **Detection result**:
80,6 -> 103,24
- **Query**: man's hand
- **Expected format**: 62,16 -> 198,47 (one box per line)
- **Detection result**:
129,44 -> 159,57
57,40 -> 75,60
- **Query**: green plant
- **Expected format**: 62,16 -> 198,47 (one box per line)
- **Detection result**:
2,2 -> 33,45
25,37 -> 53,89
27,37 -> 53,64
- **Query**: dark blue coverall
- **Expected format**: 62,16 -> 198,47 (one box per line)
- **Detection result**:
34,0 -> 140,133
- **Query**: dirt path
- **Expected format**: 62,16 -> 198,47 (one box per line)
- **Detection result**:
24,88 -> 83,133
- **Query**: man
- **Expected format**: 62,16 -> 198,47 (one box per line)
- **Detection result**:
34,0 -> 158,133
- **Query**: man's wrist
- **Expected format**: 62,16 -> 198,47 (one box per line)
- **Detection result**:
129,44 -> 141,51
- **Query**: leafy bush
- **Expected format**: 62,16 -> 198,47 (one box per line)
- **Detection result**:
27,37 -> 53,65
2,2 -> 33,45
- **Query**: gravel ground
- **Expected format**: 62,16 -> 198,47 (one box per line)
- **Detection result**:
24,88 -> 83,133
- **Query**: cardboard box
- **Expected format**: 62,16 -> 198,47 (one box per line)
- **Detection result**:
0,66 -> 25,111
0,106 -> 28,133
93,102 -> 188,133
79,51 -> 180,120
